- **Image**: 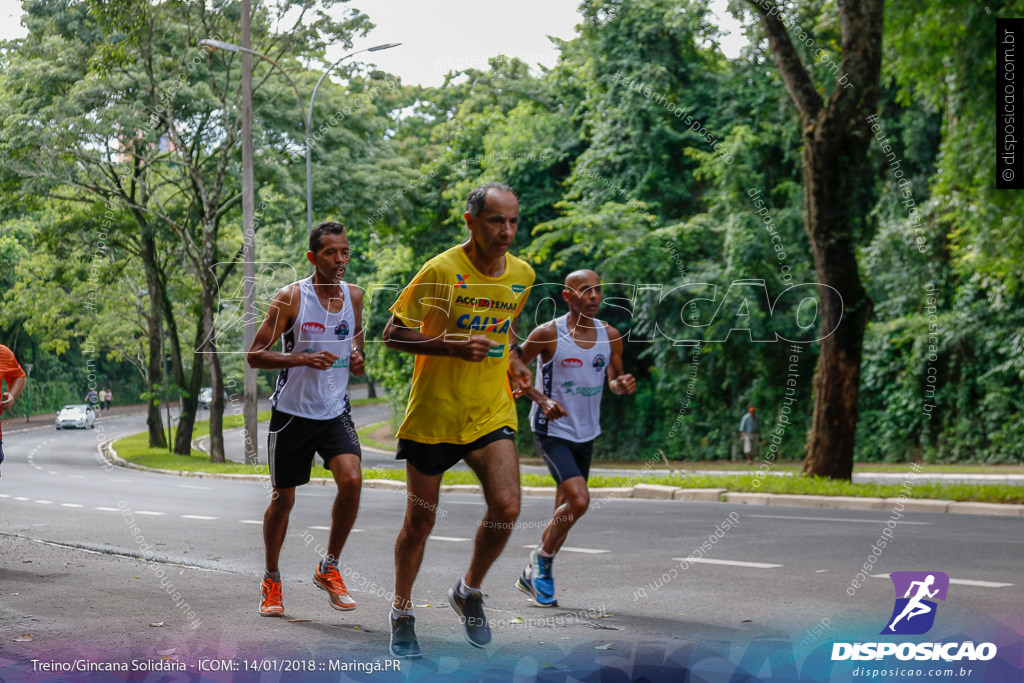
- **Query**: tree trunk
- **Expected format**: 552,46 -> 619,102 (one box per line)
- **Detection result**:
200,239 -> 226,463
366,376 -> 377,398
800,137 -> 873,479
174,324 -> 204,455
140,228 -> 167,449
747,0 -> 884,480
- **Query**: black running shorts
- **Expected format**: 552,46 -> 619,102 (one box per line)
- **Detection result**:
534,434 -> 594,484
267,409 -> 361,488
397,426 -> 516,476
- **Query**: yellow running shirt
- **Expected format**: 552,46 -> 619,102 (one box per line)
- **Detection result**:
390,245 -> 535,444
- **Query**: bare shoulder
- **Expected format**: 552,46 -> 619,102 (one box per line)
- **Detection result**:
274,282 -> 301,308
528,320 -> 559,343
602,321 -> 624,343
347,283 -> 364,306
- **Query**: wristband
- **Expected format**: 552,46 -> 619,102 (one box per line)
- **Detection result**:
352,347 -> 365,358
509,344 -> 523,356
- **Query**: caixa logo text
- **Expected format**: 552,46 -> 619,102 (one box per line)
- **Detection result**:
831,642 -> 996,662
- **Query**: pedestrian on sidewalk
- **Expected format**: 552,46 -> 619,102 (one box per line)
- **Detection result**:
738,406 -> 761,465
0,344 -> 27,478
103,388 -> 113,412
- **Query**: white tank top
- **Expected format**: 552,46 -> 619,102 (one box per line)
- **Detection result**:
271,276 -> 354,419
530,314 -> 610,442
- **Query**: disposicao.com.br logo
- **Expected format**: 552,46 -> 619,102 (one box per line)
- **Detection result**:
832,571 -> 998,663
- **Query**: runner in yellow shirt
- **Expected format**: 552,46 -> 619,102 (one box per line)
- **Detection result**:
382,182 -> 535,657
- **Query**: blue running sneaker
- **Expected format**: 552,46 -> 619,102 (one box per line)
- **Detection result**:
530,548 -> 557,604
516,563 -> 558,607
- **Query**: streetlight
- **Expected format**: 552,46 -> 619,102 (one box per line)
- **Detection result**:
199,39 -> 401,234
23,363 -> 33,423
199,36 -> 399,463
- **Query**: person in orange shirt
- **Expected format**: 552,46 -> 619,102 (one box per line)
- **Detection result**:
0,344 -> 27,478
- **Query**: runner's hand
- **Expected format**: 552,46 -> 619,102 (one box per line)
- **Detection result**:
540,398 -> 567,420
449,335 -> 497,362
509,356 -> 532,391
304,350 -> 339,371
611,374 -> 637,395
349,349 -> 365,376
0,391 -> 12,411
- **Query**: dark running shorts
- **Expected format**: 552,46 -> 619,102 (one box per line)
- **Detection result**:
397,426 -> 516,476
268,409 -> 361,488
534,434 -> 595,484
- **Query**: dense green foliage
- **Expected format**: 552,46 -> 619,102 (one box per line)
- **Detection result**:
2,0 -> 1021,464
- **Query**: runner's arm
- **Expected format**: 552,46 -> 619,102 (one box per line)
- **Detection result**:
0,376 -> 25,411
348,284 -> 366,376
247,285 -> 338,371
605,324 -> 636,395
382,314 -> 496,362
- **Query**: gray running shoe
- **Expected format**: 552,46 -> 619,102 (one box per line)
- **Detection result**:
448,581 -> 492,648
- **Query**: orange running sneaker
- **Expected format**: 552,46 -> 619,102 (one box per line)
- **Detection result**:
259,576 -> 284,617
313,564 -> 356,611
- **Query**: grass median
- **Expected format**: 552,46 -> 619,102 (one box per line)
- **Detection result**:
110,418 -> 1024,505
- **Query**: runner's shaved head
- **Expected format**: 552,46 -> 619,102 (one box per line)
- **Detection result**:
564,269 -> 599,291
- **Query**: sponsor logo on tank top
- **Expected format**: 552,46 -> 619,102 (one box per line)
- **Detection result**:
301,322 -> 326,334
456,273 -> 469,288
593,354 -> 607,372
511,283 -> 526,293
331,357 -> 350,369
487,344 -> 505,358
335,320 -> 349,339
561,358 -> 583,368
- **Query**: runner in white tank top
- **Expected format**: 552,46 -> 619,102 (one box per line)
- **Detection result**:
246,222 -> 366,618
529,313 -> 610,442
513,269 -> 636,607
271,274 -> 355,419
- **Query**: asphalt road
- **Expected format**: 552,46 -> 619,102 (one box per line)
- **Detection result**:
1,406 -> 1022,682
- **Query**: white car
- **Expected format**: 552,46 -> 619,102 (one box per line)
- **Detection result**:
55,404 -> 96,430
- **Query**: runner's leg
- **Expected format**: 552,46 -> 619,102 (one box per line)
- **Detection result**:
325,453 -> 361,561
264,487 -> 295,573
464,439 -> 521,588
393,462 -> 442,611
540,476 -> 589,555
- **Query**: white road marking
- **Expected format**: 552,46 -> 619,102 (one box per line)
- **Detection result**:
308,526 -> 331,531
94,507 -> 120,512
135,511 -> 165,516
672,557 -> 784,569
60,503 -> 84,508
240,520 -> 263,525
747,514 -> 930,525
14,496 -> 29,501
47,471 -> 58,475
177,485 -> 210,490
181,515 -> 218,520
108,479 -> 130,483
522,545 -> 609,554
430,536 -> 470,542
0,494 -> 9,498
34,500 -> 53,505
70,475 -> 85,480
870,574 -> 1013,588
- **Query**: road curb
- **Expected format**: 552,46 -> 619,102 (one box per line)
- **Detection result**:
101,435 -> 1024,516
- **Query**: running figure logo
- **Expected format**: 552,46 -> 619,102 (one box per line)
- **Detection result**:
881,571 -> 949,635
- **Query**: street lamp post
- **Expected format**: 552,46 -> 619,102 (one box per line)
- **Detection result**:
23,363 -> 33,423
199,36 -> 399,462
